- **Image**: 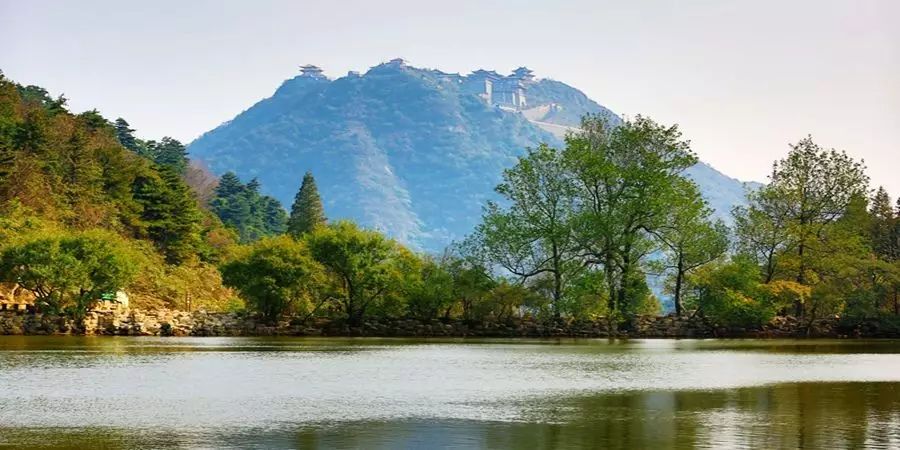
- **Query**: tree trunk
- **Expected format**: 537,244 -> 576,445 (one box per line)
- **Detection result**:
552,269 -> 562,319
794,240 -> 806,317
674,254 -> 684,317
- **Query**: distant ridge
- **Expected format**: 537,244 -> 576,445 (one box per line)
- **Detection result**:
189,61 -> 754,250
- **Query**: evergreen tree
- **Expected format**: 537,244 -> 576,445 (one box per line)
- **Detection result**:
288,171 -> 326,237
133,165 -> 203,264
871,187 -> 898,261
210,172 -> 287,242
114,118 -> 139,152
148,137 -> 189,174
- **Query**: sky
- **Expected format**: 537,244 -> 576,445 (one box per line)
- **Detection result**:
2,0 -> 898,194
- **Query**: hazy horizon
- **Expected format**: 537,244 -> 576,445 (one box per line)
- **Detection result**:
1,0 -> 898,193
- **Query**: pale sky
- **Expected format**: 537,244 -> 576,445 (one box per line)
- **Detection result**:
2,0 -> 898,194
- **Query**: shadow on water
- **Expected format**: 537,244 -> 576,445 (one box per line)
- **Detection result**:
3,382 -> 900,449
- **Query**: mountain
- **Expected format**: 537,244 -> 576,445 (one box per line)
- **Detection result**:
189,61 -> 755,250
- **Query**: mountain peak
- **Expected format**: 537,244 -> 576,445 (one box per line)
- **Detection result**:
189,63 -> 750,250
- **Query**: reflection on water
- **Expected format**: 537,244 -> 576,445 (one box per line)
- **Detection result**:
1,337 -> 899,449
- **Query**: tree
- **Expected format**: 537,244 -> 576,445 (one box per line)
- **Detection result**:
476,145 -> 581,317
303,221 -> 404,325
737,137 -> 869,317
288,171 -> 326,237
655,180 -> 729,316
871,187 -> 899,262
685,256 -> 778,328
733,187 -> 793,283
210,172 -> 287,242
405,256 -> 455,320
0,230 -> 139,317
220,236 -> 322,320
114,118 -> 139,153
132,165 -> 204,264
769,137 -> 869,288
144,137 -> 189,174
563,115 -> 698,315
442,243 -> 497,321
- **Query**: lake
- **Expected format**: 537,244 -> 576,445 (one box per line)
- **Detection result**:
1,337 -> 899,449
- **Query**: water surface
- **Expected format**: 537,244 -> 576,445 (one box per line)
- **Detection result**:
1,337 -> 899,448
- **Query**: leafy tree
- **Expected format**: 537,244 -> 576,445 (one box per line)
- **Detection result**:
476,144 -> 580,318
303,221 -> 405,325
288,171 -> 326,237
684,256 -> 774,328
733,187 -> 793,283
0,230 -> 139,317
771,138 -> 869,282
871,187 -> 899,262
736,137 -> 869,317
405,256 -> 455,320
220,236 -> 323,320
442,244 -> 497,321
563,115 -> 698,315
655,180 -> 729,316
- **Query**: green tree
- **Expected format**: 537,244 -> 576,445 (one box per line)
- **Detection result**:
303,221 -> 404,326
210,172 -> 287,242
769,137 -> 869,288
0,230 -> 139,317
737,137 -> 869,317
733,187 -> 793,283
476,144 -> 581,318
655,180 -> 729,316
442,243 -> 497,321
132,165 -> 204,264
563,115 -> 698,315
405,256 -> 455,320
220,236 -> 322,320
143,137 -> 188,174
114,118 -> 140,153
288,171 -> 326,237
871,187 -> 899,262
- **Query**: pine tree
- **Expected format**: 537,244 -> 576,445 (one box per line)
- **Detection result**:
114,118 -> 139,152
209,172 -> 287,242
132,165 -> 203,264
288,171 -> 326,237
871,187 -> 898,261
151,137 -> 189,174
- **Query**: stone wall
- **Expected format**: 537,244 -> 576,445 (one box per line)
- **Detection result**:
0,308 -> 896,338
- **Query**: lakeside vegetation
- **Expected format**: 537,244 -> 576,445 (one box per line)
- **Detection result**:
0,73 -> 898,333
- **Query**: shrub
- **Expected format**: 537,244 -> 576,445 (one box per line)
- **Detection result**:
0,230 -> 140,316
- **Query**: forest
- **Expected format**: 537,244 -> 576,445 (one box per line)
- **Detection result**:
0,72 -> 898,332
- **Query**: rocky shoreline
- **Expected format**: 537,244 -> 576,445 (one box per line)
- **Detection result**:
1,308 -> 898,338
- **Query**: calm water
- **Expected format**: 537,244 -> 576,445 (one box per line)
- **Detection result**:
1,337 -> 900,449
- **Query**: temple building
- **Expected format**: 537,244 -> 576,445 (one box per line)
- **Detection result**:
465,67 -> 534,110
299,64 -> 325,78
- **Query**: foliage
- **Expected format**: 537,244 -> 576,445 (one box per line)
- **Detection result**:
220,236 -> 323,320
0,73 -> 236,316
287,171 -> 326,237
404,256 -> 455,320
563,115 -> 698,314
475,144 -> 581,317
685,257 -> 774,328
0,230 -> 140,316
303,221 -> 408,325
210,172 -> 287,243
655,179 -> 729,316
